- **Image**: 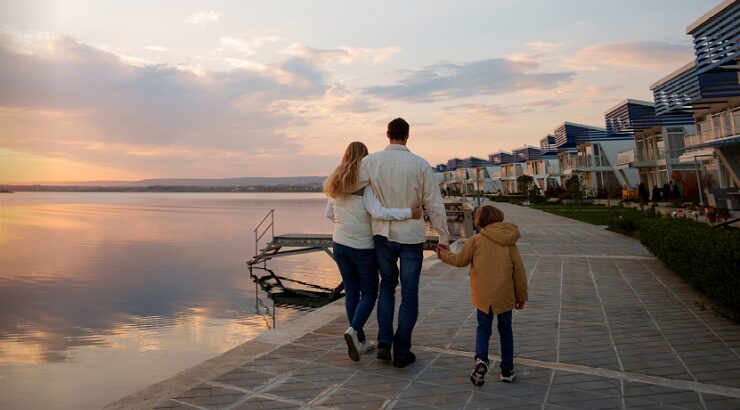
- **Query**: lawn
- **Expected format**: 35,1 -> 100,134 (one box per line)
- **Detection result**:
530,203 -> 644,226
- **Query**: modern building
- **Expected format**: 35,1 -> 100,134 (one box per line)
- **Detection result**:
646,0 -> 739,207
488,150 -> 515,165
540,134 -> 557,152
682,0 -> 739,191
609,99 -> 696,195
526,151 -> 561,191
554,122 -> 637,195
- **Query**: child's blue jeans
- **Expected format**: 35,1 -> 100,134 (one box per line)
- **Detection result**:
475,307 -> 514,370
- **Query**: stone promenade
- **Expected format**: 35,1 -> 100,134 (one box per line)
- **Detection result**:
108,203 -> 740,410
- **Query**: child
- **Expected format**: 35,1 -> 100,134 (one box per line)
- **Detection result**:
437,205 -> 528,386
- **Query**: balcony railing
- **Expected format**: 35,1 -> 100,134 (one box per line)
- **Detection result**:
637,148 -> 665,162
684,107 -> 740,148
617,149 -> 635,165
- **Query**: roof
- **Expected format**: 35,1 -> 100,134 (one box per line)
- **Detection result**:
604,98 -> 656,115
488,150 -> 512,155
560,121 -> 606,132
511,145 -> 541,151
686,0 -> 737,34
649,61 -> 697,90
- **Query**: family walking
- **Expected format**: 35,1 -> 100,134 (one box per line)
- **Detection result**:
324,118 -> 528,386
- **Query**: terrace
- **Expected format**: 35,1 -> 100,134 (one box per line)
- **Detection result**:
684,105 -> 740,148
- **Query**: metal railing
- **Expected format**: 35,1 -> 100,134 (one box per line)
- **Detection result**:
253,209 -> 275,256
684,108 -> 740,148
617,149 -> 635,165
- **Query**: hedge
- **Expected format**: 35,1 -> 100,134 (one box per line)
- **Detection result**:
640,217 -> 740,317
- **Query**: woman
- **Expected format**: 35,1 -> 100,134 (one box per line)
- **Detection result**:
324,141 -> 421,362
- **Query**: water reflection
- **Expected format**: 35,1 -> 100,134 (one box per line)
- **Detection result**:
0,192 -> 337,409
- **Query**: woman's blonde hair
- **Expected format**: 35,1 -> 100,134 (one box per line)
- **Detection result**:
324,141 -> 369,198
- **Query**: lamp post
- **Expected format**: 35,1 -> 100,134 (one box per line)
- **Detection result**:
475,167 -> 483,208
692,153 -> 717,206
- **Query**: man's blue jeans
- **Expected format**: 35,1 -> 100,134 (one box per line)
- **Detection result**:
373,235 -> 424,361
476,308 -> 514,370
333,242 -> 379,343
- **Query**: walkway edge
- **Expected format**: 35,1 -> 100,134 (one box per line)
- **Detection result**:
104,303 -> 346,409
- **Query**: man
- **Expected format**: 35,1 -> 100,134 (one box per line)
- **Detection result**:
358,118 -> 450,368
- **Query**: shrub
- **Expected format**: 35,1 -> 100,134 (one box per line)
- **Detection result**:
607,211 -> 642,234
545,185 -> 565,199
640,217 -> 740,318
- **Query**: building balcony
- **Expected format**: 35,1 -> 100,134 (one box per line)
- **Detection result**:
617,149 -> 635,166
684,107 -> 740,148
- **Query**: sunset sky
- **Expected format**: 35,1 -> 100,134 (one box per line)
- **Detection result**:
0,0 -> 717,183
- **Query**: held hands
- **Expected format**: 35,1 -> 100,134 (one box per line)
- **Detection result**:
515,300 -> 526,310
436,243 -> 449,259
410,204 -> 423,219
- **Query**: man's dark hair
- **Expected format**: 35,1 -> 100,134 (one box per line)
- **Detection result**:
387,118 -> 409,141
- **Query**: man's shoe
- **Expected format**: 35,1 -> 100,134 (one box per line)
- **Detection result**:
470,359 -> 488,386
376,342 -> 392,361
358,340 -> 375,354
343,327 -> 361,362
393,352 -> 416,368
500,368 -> 517,383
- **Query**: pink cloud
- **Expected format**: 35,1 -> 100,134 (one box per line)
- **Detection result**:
569,41 -> 693,71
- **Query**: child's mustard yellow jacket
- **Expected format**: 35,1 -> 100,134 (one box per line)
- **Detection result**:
440,222 -> 528,314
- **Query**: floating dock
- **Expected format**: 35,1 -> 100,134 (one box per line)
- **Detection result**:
246,202 -> 474,314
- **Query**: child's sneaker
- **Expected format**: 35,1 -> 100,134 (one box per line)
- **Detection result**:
500,368 -> 517,383
470,358 -> 488,386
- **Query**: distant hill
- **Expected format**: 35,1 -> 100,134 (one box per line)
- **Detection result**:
17,176 -> 327,187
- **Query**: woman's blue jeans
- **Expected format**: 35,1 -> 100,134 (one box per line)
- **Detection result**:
476,308 -> 514,370
333,242 -> 379,342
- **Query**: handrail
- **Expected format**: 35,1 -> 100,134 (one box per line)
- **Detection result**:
253,209 -> 275,255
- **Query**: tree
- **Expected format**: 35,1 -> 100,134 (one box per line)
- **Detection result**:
672,170 -> 713,204
516,175 -> 534,194
565,175 -> 585,204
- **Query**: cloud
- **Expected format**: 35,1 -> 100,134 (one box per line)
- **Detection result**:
144,46 -> 169,52
364,58 -> 575,103
220,35 -> 284,55
444,98 -> 574,124
183,10 -> 221,25
281,43 -> 401,65
0,32 -> 333,177
570,41 -> 693,71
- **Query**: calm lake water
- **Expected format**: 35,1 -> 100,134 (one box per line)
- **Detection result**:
0,192 -> 339,409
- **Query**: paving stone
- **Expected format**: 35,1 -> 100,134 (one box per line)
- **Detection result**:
396,381 -> 472,409
465,391 -> 542,409
313,388 -> 389,409
213,368 -> 276,390
260,376 -> 330,403
230,394 -> 302,409
170,384 -> 248,409
154,400 -> 200,409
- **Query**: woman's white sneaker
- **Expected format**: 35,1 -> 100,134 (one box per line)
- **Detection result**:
344,327 -> 361,361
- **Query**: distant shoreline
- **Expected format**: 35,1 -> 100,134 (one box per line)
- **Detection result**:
0,185 -> 322,193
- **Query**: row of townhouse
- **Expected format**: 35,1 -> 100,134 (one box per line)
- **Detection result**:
435,0 -> 739,206
436,121 -> 641,197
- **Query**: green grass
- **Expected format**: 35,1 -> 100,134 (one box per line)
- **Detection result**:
530,204 -> 644,226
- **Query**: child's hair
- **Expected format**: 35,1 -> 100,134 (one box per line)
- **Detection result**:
474,205 -> 504,228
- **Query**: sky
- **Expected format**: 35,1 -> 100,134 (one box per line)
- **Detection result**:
0,0 -> 719,183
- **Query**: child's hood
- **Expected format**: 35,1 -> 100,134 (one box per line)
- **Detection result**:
480,222 -> 521,246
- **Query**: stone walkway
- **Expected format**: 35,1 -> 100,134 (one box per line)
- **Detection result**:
109,203 -> 740,409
